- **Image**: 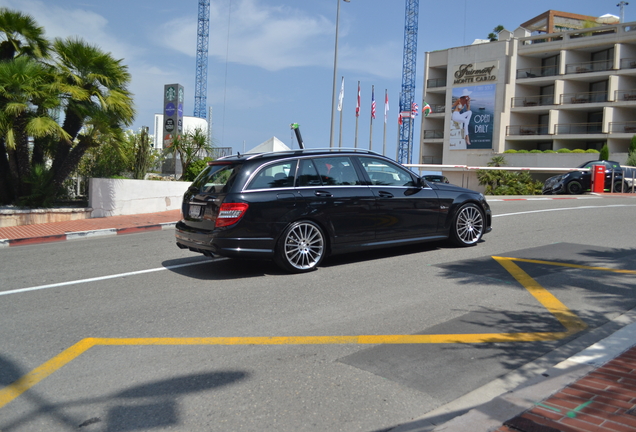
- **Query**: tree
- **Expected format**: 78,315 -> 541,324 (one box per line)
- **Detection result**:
0,13 -> 136,207
476,155 -> 543,195
488,25 -> 505,42
627,135 -> 636,166
164,126 -> 213,180
599,143 -> 609,161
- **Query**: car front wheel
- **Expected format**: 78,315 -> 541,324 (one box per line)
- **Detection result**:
450,203 -> 484,247
566,181 -> 583,195
275,220 -> 326,273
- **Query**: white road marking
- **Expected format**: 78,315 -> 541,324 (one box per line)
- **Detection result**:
493,204 -> 636,218
0,259 -> 224,297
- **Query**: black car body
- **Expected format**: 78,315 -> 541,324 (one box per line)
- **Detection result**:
542,160 -> 626,195
176,149 -> 492,272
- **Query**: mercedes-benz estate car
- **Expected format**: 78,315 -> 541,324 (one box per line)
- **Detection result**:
175,149 -> 492,273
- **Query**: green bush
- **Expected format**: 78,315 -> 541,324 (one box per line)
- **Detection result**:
516,149 -> 529,153
585,149 -> 600,153
503,149 -> 517,153
556,148 -> 572,153
529,149 -> 542,153
183,157 -> 213,182
476,156 -> 543,195
599,143 -> 609,161
572,149 -> 585,153
543,150 -> 556,153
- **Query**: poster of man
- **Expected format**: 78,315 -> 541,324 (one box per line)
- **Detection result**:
449,84 -> 495,150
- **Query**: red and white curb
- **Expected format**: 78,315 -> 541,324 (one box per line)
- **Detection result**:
0,222 -> 177,248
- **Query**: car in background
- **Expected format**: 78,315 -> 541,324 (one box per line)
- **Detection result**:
175,149 -> 492,273
423,175 -> 450,184
542,160 -> 627,195
623,166 -> 636,192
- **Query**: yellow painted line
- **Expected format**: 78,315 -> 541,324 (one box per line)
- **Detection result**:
493,257 -> 588,332
4,255 -> 627,410
495,257 -> 636,275
0,338 -> 96,409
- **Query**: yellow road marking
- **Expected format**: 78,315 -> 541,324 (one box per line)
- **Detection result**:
3,256 -> 630,410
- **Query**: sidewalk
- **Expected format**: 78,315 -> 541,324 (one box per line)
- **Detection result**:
0,209 -> 181,247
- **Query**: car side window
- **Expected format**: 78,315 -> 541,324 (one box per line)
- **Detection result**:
359,157 -> 415,187
246,160 -> 296,190
313,156 -> 361,186
296,159 -> 322,187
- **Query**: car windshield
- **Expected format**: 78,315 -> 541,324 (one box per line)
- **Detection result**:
191,162 -> 242,194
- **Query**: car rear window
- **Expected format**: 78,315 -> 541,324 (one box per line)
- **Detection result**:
191,162 -> 242,194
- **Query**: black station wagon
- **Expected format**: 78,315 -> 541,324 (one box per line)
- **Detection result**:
175,149 -> 492,273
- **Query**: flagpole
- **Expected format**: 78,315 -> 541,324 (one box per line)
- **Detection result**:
337,76 -> 344,148
354,80 -> 360,148
383,89 -> 387,156
369,85 -> 374,150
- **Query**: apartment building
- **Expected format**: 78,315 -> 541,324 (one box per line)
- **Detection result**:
419,10 -> 635,172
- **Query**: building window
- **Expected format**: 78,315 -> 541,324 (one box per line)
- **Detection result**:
541,54 -> 560,76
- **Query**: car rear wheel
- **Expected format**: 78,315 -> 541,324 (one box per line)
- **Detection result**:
275,221 -> 326,273
613,181 -> 626,193
450,203 -> 484,247
566,181 -> 583,195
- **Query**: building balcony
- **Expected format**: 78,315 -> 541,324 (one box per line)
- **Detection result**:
554,122 -> 604,134
430,104 -> 445,113
608,121 -> 636,133
615,89 -> 636,101
506,125 -> 549,136
511,95 -> 554,108
620,58 -> 636,69
426,78 -> 447,88
560,91 -> 608,105
564,60 -> 613,75
516,65 -> 559,79
423,129 -> 444,139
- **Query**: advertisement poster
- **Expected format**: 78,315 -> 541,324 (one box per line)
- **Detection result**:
449,84 -> 495,150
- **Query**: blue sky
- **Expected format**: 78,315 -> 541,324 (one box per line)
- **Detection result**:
1,0 -> 630,160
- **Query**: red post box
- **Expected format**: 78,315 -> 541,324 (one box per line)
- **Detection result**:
592,164 -> 606,193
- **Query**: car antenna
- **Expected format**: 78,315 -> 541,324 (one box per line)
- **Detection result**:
290,123 -> 304,149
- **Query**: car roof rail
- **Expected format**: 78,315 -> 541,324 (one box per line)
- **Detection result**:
242,147 -> 383,160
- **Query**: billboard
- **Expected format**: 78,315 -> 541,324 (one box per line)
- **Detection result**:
450,61 -> 497,151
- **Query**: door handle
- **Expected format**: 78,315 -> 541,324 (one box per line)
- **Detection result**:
315,190 -> 333,197
378,191 -> 394,198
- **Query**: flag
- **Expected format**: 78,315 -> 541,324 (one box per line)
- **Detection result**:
384,90 -> 389,123
371,87 -> 376,119
412,102 -> 419,117
422,101 -> 432,117
337,77 -> 344,112
356,82 -> 360,117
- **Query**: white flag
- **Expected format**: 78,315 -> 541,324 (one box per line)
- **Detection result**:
337,76 -> 344,112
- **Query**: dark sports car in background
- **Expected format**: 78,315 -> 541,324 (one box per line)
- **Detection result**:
542,160 -> 627,195
175,149 -> 492,273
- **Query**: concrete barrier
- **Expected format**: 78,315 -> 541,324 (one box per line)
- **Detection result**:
89,178 -> 190,218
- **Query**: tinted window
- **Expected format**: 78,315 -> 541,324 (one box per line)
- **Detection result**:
297,159 -> 322,187
313,156 -> 361,186
246,160 -> 296,190
191,162 -> 242,194
359,157 -> 415,186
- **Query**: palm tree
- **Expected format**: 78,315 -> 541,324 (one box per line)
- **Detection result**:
488,25 -> 505,42
49,37 -> 135,197
0,8 -> 49,60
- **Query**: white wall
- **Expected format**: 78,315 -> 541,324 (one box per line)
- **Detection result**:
89,178 -> 190,218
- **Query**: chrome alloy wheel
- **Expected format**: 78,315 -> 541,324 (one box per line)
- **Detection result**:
454,204 -> 484,246
282,221 -> 325,271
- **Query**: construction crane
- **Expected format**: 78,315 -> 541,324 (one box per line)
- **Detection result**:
194,0 -> 210,119
397,0 -> 419,165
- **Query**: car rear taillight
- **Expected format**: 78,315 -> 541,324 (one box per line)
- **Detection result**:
215,203 -> 249,227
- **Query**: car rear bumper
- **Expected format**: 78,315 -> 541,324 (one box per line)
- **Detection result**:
175,222 -> 275,259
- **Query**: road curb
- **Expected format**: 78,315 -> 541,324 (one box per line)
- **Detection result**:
0,222 -> 177,248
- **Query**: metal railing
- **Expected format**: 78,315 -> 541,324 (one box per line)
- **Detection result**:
560,91 -> 608,104
615,89 -> 636,101
516,65 -> 559,79
426,78 -> 447,88
423,129 -> 444,139
429,104 -> 445,113
506,125 -> 549,136
565,60 -> 613,74
511,95 -> 554,107
608,121 -> 636,133
554,122 -> 603,134
620,58 -> 636,69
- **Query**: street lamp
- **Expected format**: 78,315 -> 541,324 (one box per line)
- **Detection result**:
330,0 -> 350,148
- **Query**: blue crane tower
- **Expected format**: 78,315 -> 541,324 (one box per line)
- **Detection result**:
194,0 -> 210,119
397,0 -> 419,164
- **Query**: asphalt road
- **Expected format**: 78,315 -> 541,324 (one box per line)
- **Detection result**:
1,195 -> 636,432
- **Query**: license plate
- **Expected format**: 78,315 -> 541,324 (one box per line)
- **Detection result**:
189,205 -> 203,218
